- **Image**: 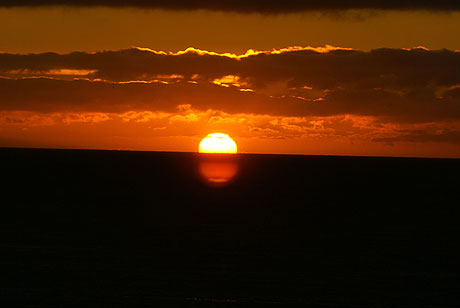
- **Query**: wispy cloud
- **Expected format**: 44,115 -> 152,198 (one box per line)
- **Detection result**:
1,0 -> 459,12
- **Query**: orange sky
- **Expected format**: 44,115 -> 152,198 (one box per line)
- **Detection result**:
1,5 -> 460,158
1,8 -> 460,54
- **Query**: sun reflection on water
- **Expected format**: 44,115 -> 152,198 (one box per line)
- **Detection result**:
198,154 -> 239,186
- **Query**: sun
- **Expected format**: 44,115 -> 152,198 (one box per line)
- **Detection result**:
199,133 -> 237,154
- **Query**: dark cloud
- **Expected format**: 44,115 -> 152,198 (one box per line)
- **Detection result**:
2,47 -> 459,89
1,47 -> 460,122
0,77 -> 285,115
0,0 -> 459,12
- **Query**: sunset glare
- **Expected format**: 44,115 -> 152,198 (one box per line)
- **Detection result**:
198,133 -> 237,154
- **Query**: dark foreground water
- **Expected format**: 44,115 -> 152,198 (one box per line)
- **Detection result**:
1,148 -> 460,307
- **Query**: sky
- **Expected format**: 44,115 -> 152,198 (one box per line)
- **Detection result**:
1,1 -> 460,157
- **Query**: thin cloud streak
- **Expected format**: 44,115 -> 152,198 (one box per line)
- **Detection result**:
1,0 -> 460,12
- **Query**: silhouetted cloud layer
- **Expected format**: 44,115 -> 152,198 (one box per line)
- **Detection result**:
0,0 -> 460,12
1,46 -> 459,123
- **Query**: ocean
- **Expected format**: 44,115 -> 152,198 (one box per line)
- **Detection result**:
2,148 -> 460,307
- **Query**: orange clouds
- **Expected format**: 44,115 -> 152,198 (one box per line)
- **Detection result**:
1,46 -> 460,156
1,46 -> 460,123
1,107 -> 460,157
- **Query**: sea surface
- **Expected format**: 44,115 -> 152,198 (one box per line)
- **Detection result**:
1,148 -> 460,307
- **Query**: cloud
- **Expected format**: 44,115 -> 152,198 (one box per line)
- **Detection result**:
372,129 -> 460,145
2,108 -> 460,159
0,77 -> 281,114
1,46 -> 460,123
0,1 -> 460,12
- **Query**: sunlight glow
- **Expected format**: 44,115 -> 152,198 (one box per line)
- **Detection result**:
198,133 -> 237,154
199,161 -> 238,184
133,45 -> 353,60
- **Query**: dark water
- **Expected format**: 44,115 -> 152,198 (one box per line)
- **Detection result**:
1,148 -> 460,307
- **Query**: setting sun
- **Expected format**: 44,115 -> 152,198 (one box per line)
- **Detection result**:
198,133 -> 237,154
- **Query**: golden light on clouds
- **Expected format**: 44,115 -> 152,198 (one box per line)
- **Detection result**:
198,133 -> 237,154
